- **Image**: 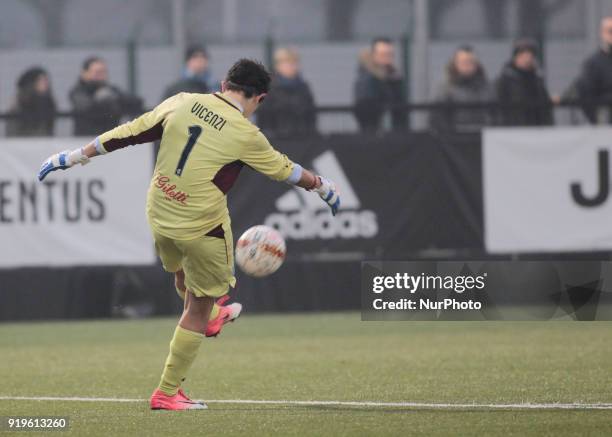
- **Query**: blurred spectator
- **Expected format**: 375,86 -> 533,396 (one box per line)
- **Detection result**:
6,67 -> 56,137
163,45 -> 219,100
430,46 -> 494,132
496,39 -> 553,126
69,56 -> 143,136
573,16 -> 612,123
257,47 -> 316,137
354,37 -> 405,133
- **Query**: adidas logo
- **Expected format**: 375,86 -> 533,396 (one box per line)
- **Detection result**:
264,151 -> 379,240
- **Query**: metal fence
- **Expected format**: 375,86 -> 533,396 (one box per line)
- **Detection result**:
0,100 -> 609,137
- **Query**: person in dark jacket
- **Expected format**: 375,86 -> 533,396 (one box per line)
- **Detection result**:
353,37 -> 405,133
69,56 -> 143,136
430,46 -> 494,132
573,16 -> 612,123
162,45 -> 219,100
257,47 -> 316,137
496,39 -> 553,126
7,67 -> 56,137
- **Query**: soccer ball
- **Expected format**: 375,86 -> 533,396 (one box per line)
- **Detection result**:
235,225 -> 286,277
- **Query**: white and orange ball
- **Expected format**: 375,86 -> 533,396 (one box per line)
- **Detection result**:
235,225 -> 286,277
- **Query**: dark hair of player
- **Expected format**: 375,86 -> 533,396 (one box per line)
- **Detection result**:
82,56 -> 104,71
224,58 -> 271,98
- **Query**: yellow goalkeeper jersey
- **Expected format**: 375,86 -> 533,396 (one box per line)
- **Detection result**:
97,92 -> 295,240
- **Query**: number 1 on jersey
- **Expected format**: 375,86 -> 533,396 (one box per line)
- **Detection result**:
175,125 -> 203,176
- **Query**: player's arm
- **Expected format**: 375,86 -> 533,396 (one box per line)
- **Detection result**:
37,94 -> 184,181
241,131 -> 340,215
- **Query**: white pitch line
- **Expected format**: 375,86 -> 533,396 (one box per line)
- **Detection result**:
0,396 -> 611,410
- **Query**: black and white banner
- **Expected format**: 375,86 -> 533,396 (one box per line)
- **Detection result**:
483,127 -> 612,253
0,139 -> 155,267
229,134 -> 483,261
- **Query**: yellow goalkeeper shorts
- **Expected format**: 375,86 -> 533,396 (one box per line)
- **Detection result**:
152,221 -> 236,298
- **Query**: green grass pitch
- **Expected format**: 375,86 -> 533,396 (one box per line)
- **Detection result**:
0,313 -> 611,436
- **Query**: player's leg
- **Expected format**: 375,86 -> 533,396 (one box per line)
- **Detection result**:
152,231 -> 219,344
153,230 -> 230,325
175,268 -> 224,321
174,269 -> 187,301
182,222 -> 241,337
150,224 -> 238,410
179,289 -> 215,332
150,233 -> 210,410
158,291 -> 213,395
150,290 -> 212,410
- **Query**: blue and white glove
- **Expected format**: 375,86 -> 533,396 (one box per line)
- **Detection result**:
314,176 -> 340,216
38,148 -> 90,181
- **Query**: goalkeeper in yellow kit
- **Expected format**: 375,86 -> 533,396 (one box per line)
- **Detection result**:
37,59 -> 340,410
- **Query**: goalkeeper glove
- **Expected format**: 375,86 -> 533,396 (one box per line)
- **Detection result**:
314,176 -> 340,216
38,148 -> 90,181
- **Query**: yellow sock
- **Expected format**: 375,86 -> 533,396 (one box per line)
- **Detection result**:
158,326 -> 204,396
